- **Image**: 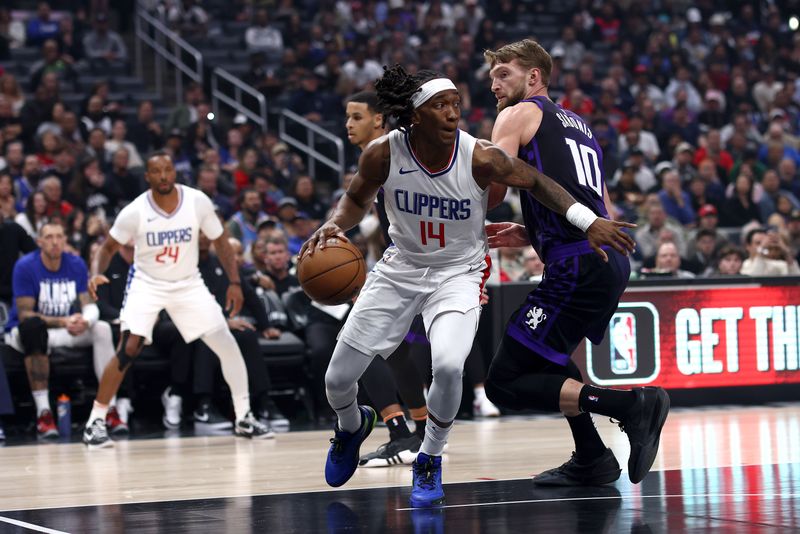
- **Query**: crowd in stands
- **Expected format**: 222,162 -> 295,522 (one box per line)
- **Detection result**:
1,0 -> 800,439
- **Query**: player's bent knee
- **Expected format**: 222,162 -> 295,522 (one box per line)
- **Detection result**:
324,367 -> 352,398
18,317 -> 48,355
118,332 -> 143,371
431,363 -> 463,386
484,378 -> 521,410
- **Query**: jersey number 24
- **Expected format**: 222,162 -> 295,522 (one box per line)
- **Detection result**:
565,139 -> 603,198
155,246 -> 180,264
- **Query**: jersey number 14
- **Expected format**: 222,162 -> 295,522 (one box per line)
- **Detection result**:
565,139 -> 603,198
420,221 -> 445,248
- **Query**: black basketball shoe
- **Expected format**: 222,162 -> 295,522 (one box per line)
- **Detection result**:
533,448 -> 621,486
616,386 -> 670,484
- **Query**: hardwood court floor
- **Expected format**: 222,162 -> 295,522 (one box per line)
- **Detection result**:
0,404 -> 798,532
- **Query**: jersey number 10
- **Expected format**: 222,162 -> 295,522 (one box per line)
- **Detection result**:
155,246 -> 180,264
420,221 -> 445,248
565,139 -> 603,198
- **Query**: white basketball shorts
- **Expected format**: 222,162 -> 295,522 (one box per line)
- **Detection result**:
337,247 -> 490,358
119,269 -> 227,344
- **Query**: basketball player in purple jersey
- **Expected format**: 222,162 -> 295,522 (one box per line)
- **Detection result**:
483,39 -> 670,486
301,65 -> 635,507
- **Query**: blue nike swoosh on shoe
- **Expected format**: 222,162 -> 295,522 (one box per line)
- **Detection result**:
399,167 -> 418,175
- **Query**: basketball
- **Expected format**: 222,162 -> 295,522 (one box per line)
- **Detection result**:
297,238 -> 367,305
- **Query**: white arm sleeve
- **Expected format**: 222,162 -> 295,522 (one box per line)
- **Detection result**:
108,204 -> 140,244
81,303 -> 100,327
196,191 -> 224,240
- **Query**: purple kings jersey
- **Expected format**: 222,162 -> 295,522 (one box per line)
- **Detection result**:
517,96 -> 609,262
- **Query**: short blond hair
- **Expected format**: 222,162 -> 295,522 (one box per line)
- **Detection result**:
484,39 -> 553,87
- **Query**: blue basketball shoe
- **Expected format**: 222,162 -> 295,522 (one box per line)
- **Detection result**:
410,453 -> 445,507
325,405 -> 377,487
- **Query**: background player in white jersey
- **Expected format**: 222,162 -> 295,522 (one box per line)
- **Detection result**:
301,65 -> 635,507
81,152 -> 272,448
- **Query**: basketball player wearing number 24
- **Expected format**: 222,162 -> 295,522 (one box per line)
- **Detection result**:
483,39 -> 671,487
300,65 -> 635,508
81,153 -> 272,449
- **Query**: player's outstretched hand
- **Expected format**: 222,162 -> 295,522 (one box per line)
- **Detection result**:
486,222 -> 530,249
226,284 -> 244,318
586,219 -> 637,262
300,221 -> 348,258
88,274 -> 109,300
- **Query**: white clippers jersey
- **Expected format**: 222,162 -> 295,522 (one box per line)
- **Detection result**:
109,185 -> 223,282
383,129 -> 488,267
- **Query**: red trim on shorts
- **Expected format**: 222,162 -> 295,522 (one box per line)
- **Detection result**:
479,254 -> 492,295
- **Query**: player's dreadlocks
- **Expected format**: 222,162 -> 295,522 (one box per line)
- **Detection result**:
375,64 -> 444,131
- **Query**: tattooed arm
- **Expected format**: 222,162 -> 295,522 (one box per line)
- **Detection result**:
472,139 -> 578,215
16,296 -> 66,328
472,140 -> 636,259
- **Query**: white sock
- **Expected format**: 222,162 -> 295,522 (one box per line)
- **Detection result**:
87,401 -> 109,427
419,417 -> 451,457
32,390 -> 50,415
473,386 -> 487,403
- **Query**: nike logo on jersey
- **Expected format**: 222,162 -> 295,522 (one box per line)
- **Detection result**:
111,274 -> 121,279
399,167 -> 418,175
147,216 -> 159,222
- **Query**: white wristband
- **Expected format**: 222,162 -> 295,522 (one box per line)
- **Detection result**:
82,303 -> 100,327
565,203 -> 598,233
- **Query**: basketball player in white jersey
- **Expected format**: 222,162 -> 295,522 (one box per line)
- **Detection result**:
81,152 -> 272,448
301,65 -> 636,507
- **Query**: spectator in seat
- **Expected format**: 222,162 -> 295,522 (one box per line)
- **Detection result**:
166,82 -> 203,134
0,172 -> 17,218
105,119 -> 143,169
711,245 -> 746,277
1,74 -> 26,116
109,148 -> 145,203
260,235 -> 299,297
635,201 -> 686,259
685,228 -> 721,275
245,9 -> 284,66
29,39 -> 77,93
291,175 -> 328,222
41,174 -> 73,219
2,221 -> 121,440
196,165 -> 234,220
127,100 -> 164,156
82,13 -> 127,69
164,0 -> 209,38
340,47 -> 383,93
759,169 -> 800,222
658,169 -> 696,226
15,190 -> 48,238
641,241 -> 696,279
720,173 -> 762,227
26,2 -> 60,47
227,188 -> 270,260
81,98 -> 112,138
518,247 -> 544,282
741,227 -> 800,276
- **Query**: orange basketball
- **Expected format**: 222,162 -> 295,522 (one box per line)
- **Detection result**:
297,238 -> 367,305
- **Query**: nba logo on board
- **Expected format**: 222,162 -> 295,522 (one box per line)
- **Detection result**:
610,313 -> 637,374
585,303 -> 660,386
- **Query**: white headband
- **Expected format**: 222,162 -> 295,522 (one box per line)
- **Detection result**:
411,78 -> 458,109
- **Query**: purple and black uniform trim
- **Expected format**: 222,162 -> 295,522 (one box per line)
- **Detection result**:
505,96 -> 630,365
